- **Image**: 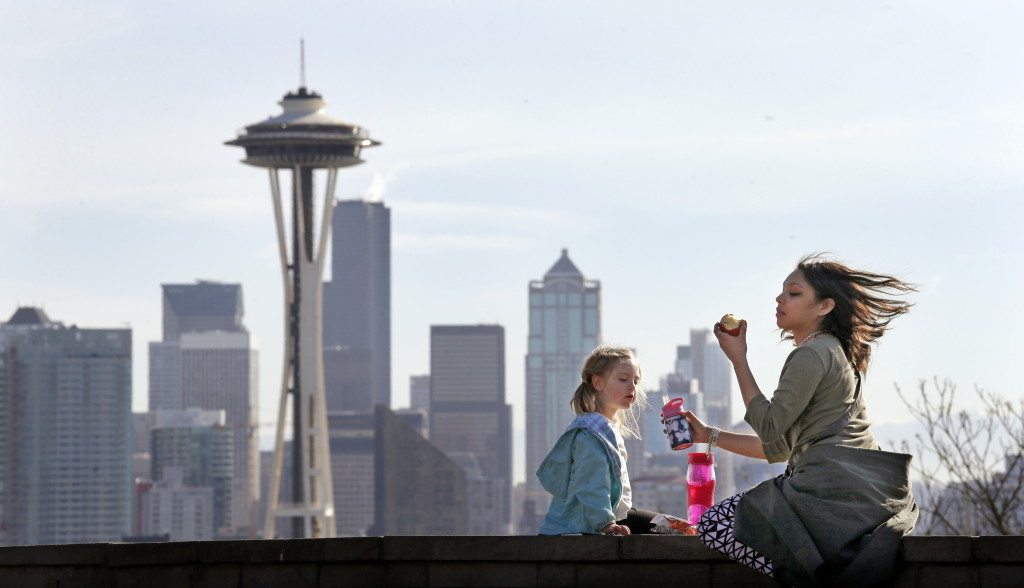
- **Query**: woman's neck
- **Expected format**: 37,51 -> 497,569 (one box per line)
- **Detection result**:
792,322 -> 824,346
598,407 -> 618,422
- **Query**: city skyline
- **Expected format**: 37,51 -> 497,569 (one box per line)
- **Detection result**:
4,1 -> 1022,489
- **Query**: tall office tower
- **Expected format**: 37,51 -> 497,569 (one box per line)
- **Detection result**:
372,406 -> 467,535
149,342 -> 182,411
227,70 -> 380,539
430,325 -> 512,535
327,411 -> 375,536
327,410 -> 429,536
0,307 -> 131,546
525,249 -> 600,498
180,331 -> 259,537
149,409 -> 234,536
149,281 -> 244,410
322,346 -> 372,412
162,281 -> 244,341
323,199 -> 391,411
678,329 -> 732,429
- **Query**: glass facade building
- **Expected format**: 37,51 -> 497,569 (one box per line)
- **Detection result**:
524,249 -> 600,498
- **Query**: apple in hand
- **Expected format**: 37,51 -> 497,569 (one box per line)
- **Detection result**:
720,314 -> 742,336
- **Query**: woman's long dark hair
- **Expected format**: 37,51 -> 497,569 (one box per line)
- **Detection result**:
785,254 -> 916,374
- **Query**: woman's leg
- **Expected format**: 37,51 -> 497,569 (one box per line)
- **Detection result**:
697,493 -> 774,577
617,507 -> 657,534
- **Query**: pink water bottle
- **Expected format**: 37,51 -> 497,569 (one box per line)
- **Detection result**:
661,398 -> 693,450
686,452 -> 716,525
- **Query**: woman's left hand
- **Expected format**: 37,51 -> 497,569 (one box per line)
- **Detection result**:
714,319 -> 748,364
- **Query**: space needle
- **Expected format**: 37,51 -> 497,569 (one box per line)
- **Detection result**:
226,46 -> 380,539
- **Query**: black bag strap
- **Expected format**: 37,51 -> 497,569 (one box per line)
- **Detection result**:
792,369 -> 863,456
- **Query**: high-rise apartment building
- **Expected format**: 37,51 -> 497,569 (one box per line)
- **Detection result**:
180,331 -> 259,536
430,325 -> 512,534
323,199 -> 390,411
525,250 -> 600,498
0,307 -> 131,546
148,409 -> 233,536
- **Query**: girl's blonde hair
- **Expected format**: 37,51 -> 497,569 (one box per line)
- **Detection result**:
571,345 -> 648,439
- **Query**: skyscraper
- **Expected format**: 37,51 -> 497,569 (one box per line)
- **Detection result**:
148,409 -> 233,536
679,329 -> 732,429
323,199 -> 391,411
328,409 -> 430,537
525,249 -> 600,499
0,308 -> 131,546
162,281 -> 244,342
180,331 -> 259,537
429,325 -> 512,534
409,374 -> 430,414
372,406 -> 467,536
149,281 -> 244,411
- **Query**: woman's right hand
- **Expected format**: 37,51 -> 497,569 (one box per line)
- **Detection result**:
714,319 -> 748,364
681,410 -> 710,444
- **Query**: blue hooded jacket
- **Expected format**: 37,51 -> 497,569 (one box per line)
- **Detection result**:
536,413 -> 624,535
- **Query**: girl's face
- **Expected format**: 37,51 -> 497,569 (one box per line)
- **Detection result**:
592,359 -> 640,416
775,270 -> 832,332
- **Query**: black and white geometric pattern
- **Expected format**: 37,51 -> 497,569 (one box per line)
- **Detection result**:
697,492 -> 774,577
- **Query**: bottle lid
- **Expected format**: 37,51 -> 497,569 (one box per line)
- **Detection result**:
687,452 -> 714,465
661,397 -> 685,417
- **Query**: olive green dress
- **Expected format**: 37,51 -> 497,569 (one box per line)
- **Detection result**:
734,334 -> 918,586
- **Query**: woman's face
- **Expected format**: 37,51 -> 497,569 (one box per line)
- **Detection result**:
775,270 -> 831,332
593,359 -> 639,414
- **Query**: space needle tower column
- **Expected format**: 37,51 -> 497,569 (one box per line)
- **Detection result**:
226,70 -> 380,539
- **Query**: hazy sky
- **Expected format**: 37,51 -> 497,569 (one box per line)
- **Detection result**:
4,1 -> 1022,482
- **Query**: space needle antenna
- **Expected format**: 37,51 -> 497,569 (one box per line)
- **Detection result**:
299,38 -> 306,89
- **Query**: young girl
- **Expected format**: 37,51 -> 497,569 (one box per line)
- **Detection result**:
684,255 -> 918,585
536,345 -> 658,535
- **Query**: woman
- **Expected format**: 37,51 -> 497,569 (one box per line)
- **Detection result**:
683,255 -> 919,586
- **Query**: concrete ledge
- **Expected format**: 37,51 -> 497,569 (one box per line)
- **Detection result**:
0,535 -> 1020,587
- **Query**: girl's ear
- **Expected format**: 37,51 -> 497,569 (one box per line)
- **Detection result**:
591,373 -> 604,392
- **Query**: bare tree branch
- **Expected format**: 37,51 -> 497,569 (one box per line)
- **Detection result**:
897,379 -> 1024,535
